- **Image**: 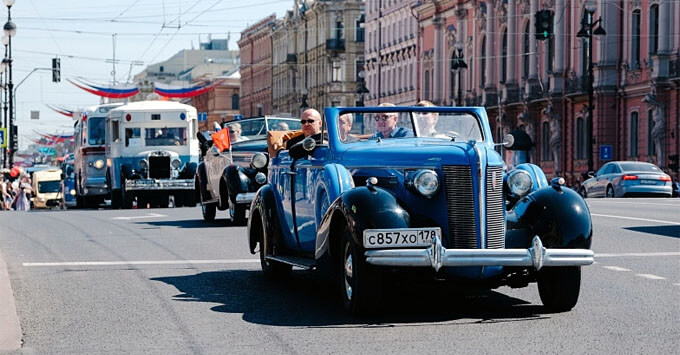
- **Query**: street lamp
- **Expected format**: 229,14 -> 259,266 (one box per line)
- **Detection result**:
355,70 -> 369,107
577,0 -> 606,173
256,103 -> 263,117
450,41 -> 467,106
3,0 -> 15,167
300,88 -> 308,110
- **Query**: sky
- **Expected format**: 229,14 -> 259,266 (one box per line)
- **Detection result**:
9,0 -> 294,150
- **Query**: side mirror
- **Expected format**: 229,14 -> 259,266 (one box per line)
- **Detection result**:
503,130 -> 533,151
588,171 -> 595,178
196,132 -> 207,144
289,137 -> 316,159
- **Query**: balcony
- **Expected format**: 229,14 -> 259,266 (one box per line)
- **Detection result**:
285,54 -> 297,64
565,75 -> 588,95
326,38 -> 345,52
670,57 -> 680,79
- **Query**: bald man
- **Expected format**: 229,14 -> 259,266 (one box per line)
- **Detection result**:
286,108 -> 323,149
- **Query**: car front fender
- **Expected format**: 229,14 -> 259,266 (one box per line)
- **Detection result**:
247,184 -> 277,254
315,186 -> 410,261
196,162 -> 211,200
225,165 -> 251,203
507,185 -> 592,249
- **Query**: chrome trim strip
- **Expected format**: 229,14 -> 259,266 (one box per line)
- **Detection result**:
125,179 -> 194,191
365,236 -> 594,270
473,144 -> 486,250
235,192 -> 256,203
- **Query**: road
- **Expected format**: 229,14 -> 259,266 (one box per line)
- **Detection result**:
0,198 -> 678,354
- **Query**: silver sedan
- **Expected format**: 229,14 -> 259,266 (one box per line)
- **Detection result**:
579,161 -> 672,198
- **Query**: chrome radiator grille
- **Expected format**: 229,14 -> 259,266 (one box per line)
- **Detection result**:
442,166 -> 477,248
149,155 -> 170,179
485,166 -> 505,249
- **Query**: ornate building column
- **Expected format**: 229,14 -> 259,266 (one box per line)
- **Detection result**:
527,0 -> 540,97
504,0 -> 519,102
552,0 -> 565,93
433,15 -> 445,104
484,0 -> 497,105
652,0 -> 671,79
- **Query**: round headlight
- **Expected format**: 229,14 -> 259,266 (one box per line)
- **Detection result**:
70,189 -> 76,196
412,169 -> 439,198
507,170 -> 533,197
251,153 -> 268,169
171,159 -> 181,169
138,159 -> 148,169
93,159 -> 105,170
255,172 -> 267,184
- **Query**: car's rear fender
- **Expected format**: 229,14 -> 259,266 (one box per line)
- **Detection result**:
315,186 -> 410,261
196,162 -> 211,200
506,185 -> 592,249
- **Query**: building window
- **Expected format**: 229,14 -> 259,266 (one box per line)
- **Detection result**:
647,109 -> 655,155
159,66 -> 164,73
480,36 -> 486,87
576,117 -> 585,159
356,15 -> 365,42
632,10 -> 641,68
581,37 -> 589,77
355,57 -> 365,81
630,112 -> 639,156
501,29 -> 507,83
231,93 -> 239,110
523,22 -> 530,79
424,69 -> 430,100
450,51 -> 456,102
495,126 -> 502,154
332,61 -> 342,82
335,21 -> 344,40
649,5 -> 659,55
541,121 -> 550,161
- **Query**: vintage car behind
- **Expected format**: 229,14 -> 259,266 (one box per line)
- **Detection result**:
106,101 -> 199,209
196,116 -> 301,224
579,161 -> 672,198
248,106 -> 594,315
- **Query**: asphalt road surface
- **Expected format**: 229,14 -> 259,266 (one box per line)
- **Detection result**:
0,198 -> 678,354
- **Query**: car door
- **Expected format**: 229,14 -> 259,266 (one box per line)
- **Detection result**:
593,163 -> 613,197
293,146 -> 330,253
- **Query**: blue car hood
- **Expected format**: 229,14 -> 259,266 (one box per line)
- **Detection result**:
338,138 -> 485,167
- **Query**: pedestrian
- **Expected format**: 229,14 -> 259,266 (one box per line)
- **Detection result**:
13,174 -> 31,211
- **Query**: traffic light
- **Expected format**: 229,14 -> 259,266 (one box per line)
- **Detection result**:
52,57 -> 60,82
535,10 -> 553,40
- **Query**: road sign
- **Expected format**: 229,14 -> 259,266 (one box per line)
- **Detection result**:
0,127 -> 6,148
198,112 -> 207,122
31,110 -> 40,120
600,144 -> 613,161
38,147 -> 56,156
233,114 -> 243,121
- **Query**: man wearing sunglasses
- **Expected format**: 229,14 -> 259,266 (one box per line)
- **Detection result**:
370,103 -> 413,139
285,108 -> 323,149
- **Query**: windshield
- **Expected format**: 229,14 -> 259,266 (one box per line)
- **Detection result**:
38,180 -> 61,193
145,127 -> 186,146
619,163 -> 662,172
337,110 -> 483,143
88,117 -> 106,145
224,118 -> 301,143
62,164 -> 74,178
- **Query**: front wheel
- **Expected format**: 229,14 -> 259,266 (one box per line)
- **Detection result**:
340,228 -> 382,315
537,266 -> 582,312
257,214 -> 291,279
200,192 -> 217,221
605,185 -> 615,198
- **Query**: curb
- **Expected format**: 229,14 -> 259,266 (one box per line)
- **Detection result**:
0,247 -> 22,352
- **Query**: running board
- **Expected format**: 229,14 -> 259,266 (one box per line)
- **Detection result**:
265,255 -> 315,270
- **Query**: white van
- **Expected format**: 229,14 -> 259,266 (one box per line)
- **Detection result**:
32,168 -> 63,209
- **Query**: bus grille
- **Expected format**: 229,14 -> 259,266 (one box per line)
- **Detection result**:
149,156 -> 170,179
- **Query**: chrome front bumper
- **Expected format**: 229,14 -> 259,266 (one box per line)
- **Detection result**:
125,178 -> 194,191
364,236 -> 594,272
235,192 -> 256,204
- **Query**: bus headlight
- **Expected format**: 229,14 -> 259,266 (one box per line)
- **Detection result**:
251,153 -> 268,169
171,158 -> 182,169
70,189 -> 76,196
93,159 -> 105,169
138,159 -> 148,169
408,169 -> 439,198
507,170 -> 533,197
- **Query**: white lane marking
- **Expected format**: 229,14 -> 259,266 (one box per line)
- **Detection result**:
587,201 -> 680,207
23,259 -> 259,267
596,252 -> 680,257
674,283 -> 680,287
636,274 -> 666,280
602,266 -> 631,272
590,213 -> 680,225
111,213 -> 167,220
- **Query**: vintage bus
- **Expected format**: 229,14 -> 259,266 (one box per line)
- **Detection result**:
105,101 -> 199,209
73,103 -> 123,208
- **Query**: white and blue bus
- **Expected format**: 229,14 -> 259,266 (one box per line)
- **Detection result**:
105,101 -> 199,209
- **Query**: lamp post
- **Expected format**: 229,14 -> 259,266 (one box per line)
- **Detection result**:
577,0 -> 606,173
300,88 -> 308,111
356,70 -> 369,134
3,0 -> 15,167
256,103 -> 263,117
450,41 -> 467,106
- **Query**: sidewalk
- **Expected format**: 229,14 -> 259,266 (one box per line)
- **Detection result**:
0,247 -> 22,352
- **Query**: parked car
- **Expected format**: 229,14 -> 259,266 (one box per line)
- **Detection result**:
579,161 -> 672,198
248,106 -> 594,315
196,116 -> 301,224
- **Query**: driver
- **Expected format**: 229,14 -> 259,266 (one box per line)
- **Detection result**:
415,100 -> 439,136
370,103 -> 413,138
285,108 -> 322,149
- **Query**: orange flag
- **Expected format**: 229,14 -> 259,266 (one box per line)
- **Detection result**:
212,128 -> 231,152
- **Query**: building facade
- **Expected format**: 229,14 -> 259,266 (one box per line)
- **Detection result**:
270,0 -> 365,117
238,15 -> 277,118
409,0 -> 679,184
190,72 -> 241,132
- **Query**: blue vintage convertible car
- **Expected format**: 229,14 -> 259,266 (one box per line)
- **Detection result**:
248,106 -> 594,315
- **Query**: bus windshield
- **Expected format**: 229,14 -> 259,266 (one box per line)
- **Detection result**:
88,117 -> 106,145
145,127 -> 186,146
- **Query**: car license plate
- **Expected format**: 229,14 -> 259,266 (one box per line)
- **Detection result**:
136,179 -> 155,184
640,179 -> 657,185
363,228 -> 441,249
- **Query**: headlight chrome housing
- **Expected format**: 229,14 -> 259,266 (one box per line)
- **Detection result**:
255,172 -> 267,184
138,159 -> 148,169
507,169 -> 533,197
171,158 -> 182,169
251,153 -> 268,169
408,169 -> 439,198
93,159 -> 105,170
